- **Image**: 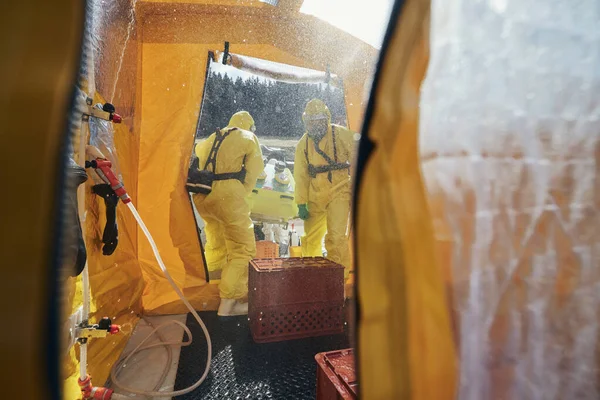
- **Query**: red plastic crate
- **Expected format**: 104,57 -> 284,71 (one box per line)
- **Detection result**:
315,348 -> 357,400
248,257 -> 345,343
256,240 -> 279,258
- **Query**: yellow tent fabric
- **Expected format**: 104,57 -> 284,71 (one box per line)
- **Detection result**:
355,0 -> 457,399
8,0 -> 599,398
61,0 -> 378,394
56,0 -> 458,397
136,1 -> 377,313
1,0 -> 83,398
62,0 -> 147,392
63,96 -> 145,399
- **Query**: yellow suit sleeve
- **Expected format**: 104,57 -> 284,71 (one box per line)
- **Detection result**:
194,134 -> 214,170
294,135 -> 309,205
335,125 -> 357,162
243,135 -> 264,193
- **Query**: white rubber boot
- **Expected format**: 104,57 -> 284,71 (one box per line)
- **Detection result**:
217,298 -> 249,316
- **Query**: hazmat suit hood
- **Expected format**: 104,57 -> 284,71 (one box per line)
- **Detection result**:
227,111 -> 256,132
302,99 -> 331,142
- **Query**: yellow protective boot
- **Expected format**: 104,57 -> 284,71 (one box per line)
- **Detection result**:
217,298 -> 249,317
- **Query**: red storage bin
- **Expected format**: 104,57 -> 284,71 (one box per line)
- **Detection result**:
248,257 -> 345,343
256,240 -> 279,258
315,348 -> 357,400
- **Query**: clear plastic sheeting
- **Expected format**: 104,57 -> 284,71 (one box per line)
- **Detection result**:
89,107 -> 123,180
420,0 -> 600,399
86,0 -> 138,124
63,0 -> 143,396
217,51 -> 343,87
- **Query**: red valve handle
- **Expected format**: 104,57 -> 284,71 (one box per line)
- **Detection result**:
93,159 -> 131,204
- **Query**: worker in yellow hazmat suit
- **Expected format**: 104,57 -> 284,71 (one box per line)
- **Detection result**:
192,111 -> 264,316
294,99 -> 356,278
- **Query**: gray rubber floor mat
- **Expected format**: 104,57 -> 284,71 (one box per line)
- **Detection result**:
174,311 -> 350,399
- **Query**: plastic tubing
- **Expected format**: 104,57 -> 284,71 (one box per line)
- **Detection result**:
108,202 -> 212,397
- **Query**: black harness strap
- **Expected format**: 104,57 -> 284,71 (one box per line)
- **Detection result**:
204,128 -> 233,171
305,125 -> 350,182
203,127 -> 247,182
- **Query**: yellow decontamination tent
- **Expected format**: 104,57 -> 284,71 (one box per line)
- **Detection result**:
60,0 -> 384,397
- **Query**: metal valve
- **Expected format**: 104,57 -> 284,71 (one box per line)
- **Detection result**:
77,317 -> 120,344
83,97 -> 122,123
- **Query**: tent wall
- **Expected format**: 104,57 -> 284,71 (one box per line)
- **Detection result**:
136,1 -> 378,314
420,0 -> 600,398
1,0 -> 83,398
354,0 -> 457,398
61,0 -> 379,393
63,0 -> 146,397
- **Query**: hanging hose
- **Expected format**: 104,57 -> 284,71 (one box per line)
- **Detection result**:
109,319 -> 192,395
107,316 -> 175,394
83,150 -> 212,396
73,0 -> 211,395
107,202 -> 212,397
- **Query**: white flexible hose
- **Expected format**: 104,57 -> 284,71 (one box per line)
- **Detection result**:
110,319 -> 193,395
108,202 -> 212,397
78,114 -> 90,382
108,316 -> 174,394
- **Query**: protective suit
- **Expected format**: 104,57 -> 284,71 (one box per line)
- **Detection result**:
294,99 -> 356,278
192,111 -> 263,314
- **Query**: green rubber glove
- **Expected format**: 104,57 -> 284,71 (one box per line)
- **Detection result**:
298,204 -> 309,220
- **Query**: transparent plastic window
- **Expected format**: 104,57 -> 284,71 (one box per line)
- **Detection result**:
420,0 -> 600,398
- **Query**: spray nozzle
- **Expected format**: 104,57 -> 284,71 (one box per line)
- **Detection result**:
85,156 -> 131,204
